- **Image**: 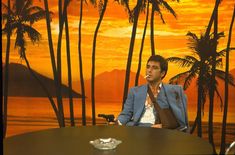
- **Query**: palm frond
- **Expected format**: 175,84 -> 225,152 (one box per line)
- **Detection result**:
186,31 -> 198,41
151,0 -> 165,23
167,56 -> 195,67
183,67 -> 197,90
160,0 -> 177,18
218,47 -> 235,56
215,58 -> 223,68
140,0 -> 147,13
212,31 -> 225,40
25,6 -> 44,14
25,11 -> 47,24
215,87 -> 223,111
119,0 -> 132,19
98,0 -> 104,16
22,24 -> 41,43
14,0 -> 28,15
184,55 -> 198,63
1,14 -> 9,23
15,28 -> 25,50
207,57 -> 223,68
2,22 -> 19,36
201,88 -> 207,113
2,27 -> 8,35
168,70 -> 191,86
21,0 -> 33,13
186,31 -> 199,51
1,2 -> 14,14
157,8 -> 165,24
90,0 -> 97,7
215,69 -> 235,86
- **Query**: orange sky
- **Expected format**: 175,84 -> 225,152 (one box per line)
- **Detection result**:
2,0 -> 235,83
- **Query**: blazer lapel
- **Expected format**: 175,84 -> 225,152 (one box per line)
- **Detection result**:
156,84 -> 169,108
134,85 -> 147,122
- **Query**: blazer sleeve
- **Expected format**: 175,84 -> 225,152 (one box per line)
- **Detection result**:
166,84 -> 189,130
178,86 -> 189,129
117,88 -> 134,125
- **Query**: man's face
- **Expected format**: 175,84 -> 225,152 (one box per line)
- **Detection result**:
146,61 -> 165,83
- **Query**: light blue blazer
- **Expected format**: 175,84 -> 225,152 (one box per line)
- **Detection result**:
118,84 -> 189,129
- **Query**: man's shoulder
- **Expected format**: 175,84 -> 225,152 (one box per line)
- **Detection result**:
130,84 -> 147,92
163,83 -> 183,90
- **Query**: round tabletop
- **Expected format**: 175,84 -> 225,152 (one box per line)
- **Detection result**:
4,126 -> 213,155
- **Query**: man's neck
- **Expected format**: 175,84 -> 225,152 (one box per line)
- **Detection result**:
148,81 -> 162,92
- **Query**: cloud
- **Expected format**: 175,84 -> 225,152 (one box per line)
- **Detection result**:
100,26 -> 184,38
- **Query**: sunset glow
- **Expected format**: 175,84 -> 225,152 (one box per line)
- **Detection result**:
2,0 -> 235,83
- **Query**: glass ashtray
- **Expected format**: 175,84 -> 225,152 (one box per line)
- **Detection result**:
89,138 -> 122,150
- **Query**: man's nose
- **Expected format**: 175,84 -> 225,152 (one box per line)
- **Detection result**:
147,68 -> 152,73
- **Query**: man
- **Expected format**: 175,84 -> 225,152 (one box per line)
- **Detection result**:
117,55 -> 189,130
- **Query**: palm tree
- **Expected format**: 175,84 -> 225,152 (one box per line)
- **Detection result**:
1,0 -> 62,133
55,0 -> 71,127
150,0 -> 179,55
78,0 -> 86,125
220,5 -> 235,154
64,1 -> 75,126
207,0 -> 219,151
122,0 -> 143,109
201,0 -> 221,151
2,0 -> 11,138
135,1 -> 150,86
166,31 -> 235,137
91,0 -> 108,125
43,0 -> 65,127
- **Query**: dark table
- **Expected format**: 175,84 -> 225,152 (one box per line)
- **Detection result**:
4,126 -> 213,155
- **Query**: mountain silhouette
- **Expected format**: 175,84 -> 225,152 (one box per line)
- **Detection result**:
83,69 -> 146,102
3,63 -> 82,97
77,68 -> 235,105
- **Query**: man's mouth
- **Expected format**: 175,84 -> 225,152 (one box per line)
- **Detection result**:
144,75 -> 151,78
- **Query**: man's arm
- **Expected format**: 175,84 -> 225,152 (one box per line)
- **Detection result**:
178,86 -> 189,131
117,88 -> 134,125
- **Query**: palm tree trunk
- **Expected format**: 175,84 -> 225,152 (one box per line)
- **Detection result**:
150,5 -> 155,55
205,0 -> 221,37
208,0 -> 220,152
190,116 -> 197,134
22,50 -> 60,124
197,64 -> 203,137
64,6 -> 75,126
220,5 -> 235,154
43,0 -> 64,127
3,0 -> 11,138
78,0 -> 86,125
122,0 -> 142,109
135,1 -> 149,86
56,0 -> 71,127
91,0 -> 108,125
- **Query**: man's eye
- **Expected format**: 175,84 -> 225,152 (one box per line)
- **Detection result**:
153,67 -> 160,70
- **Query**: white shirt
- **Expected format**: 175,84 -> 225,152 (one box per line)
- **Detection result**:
139,83 -> 162,125
139,95 -> 157,124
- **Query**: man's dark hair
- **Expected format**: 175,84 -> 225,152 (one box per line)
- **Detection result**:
147,55 -> 168,79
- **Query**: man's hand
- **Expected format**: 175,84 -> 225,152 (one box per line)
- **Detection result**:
108,121 -> 117,125
151,124 -> 162,128
108,119 -> 121,125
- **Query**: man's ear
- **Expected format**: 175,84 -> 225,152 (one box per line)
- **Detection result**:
161,71 -> 166,79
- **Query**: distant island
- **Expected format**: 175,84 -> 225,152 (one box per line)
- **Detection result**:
3,63 -> 82,98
